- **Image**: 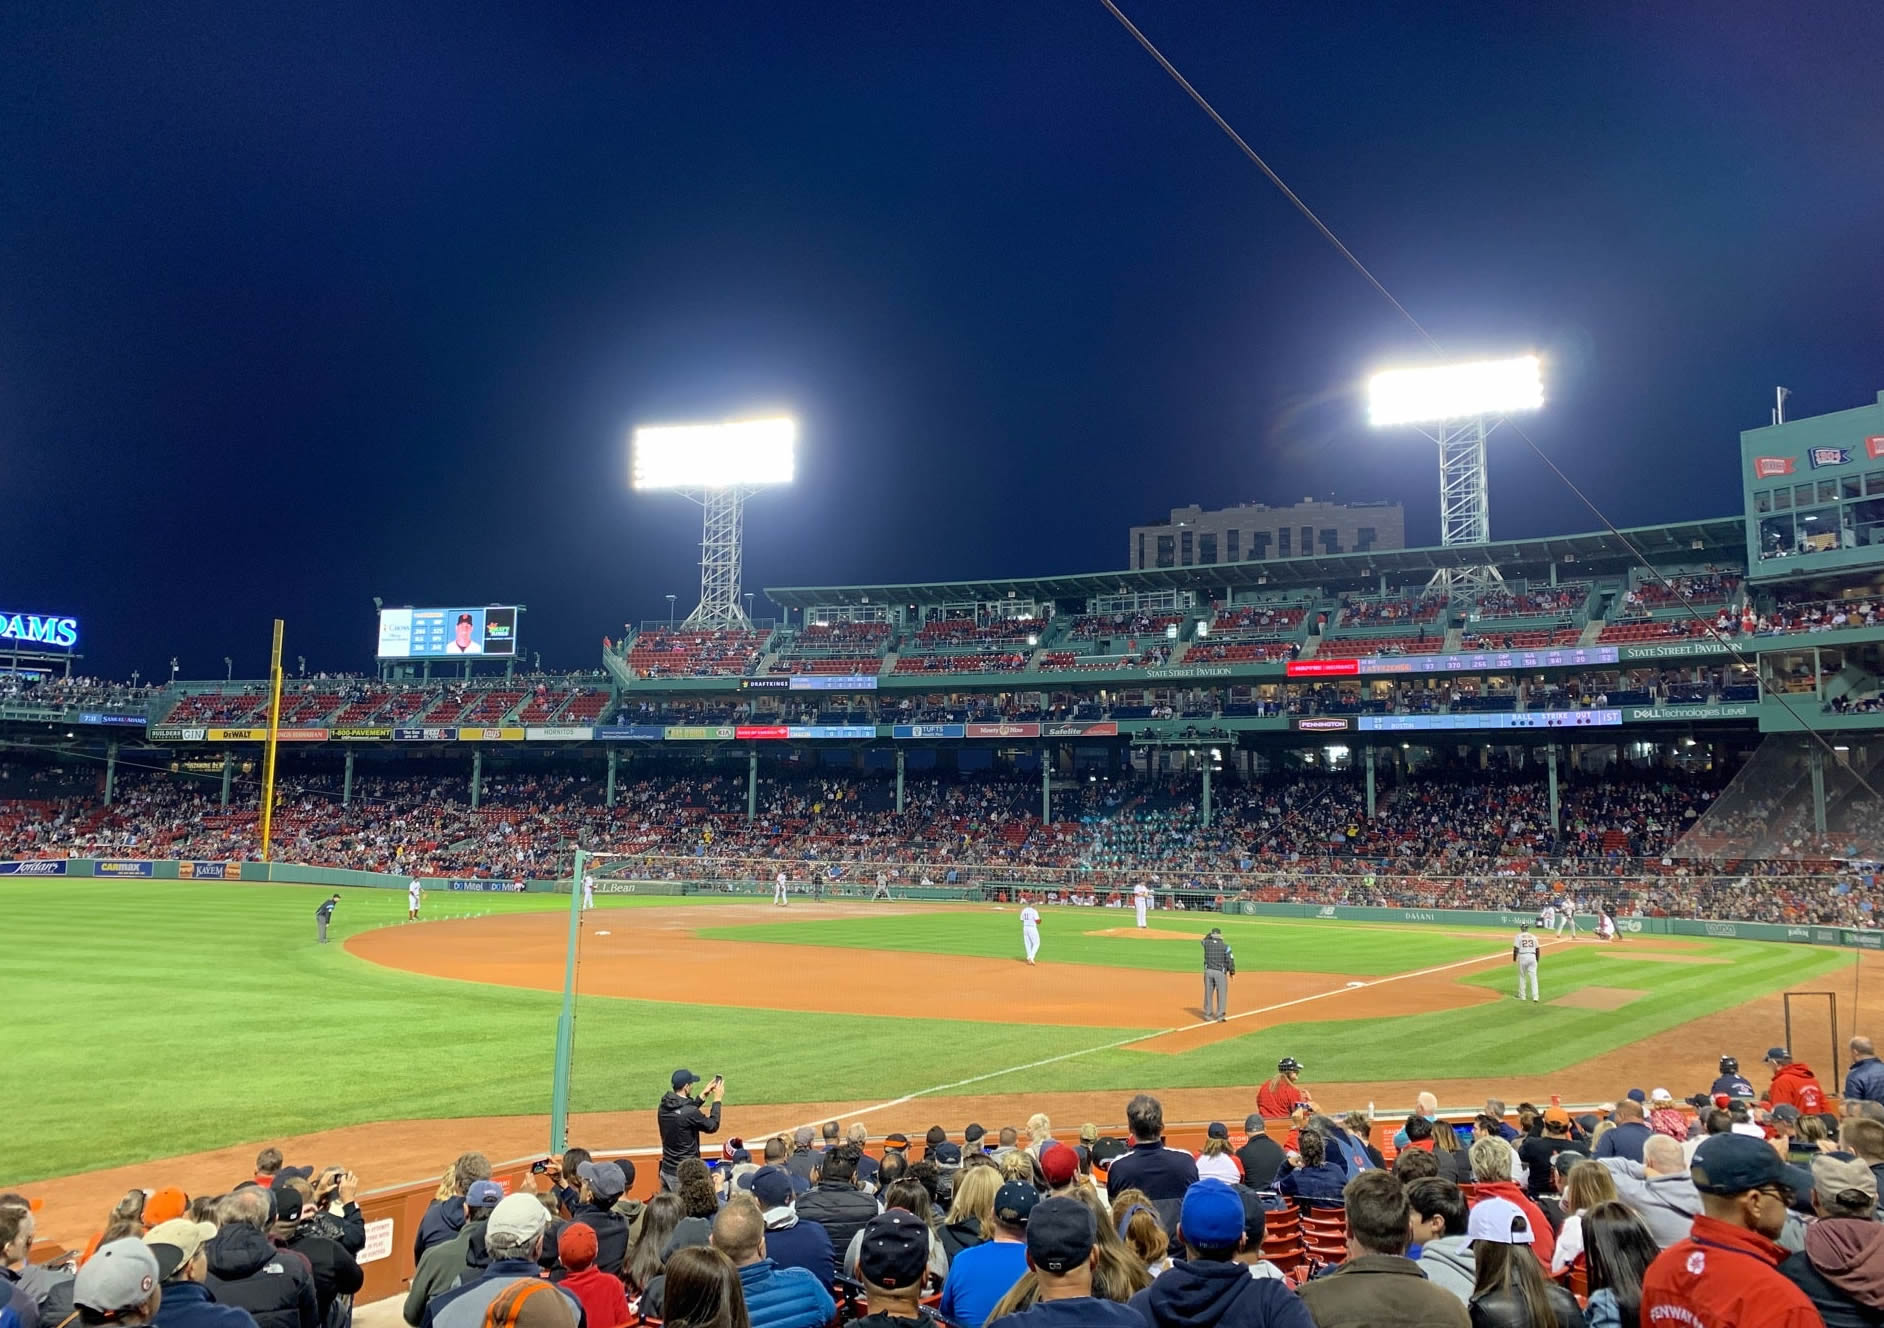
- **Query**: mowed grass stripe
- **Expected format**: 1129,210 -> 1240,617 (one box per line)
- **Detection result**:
696,910 -> 1500,976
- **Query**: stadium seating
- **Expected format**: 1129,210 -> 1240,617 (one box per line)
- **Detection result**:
1314,636 -> 1444,658
893,653 -> 1029,674
627,628 -> 770,678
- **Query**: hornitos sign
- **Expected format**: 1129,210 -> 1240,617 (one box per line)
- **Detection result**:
0,612 -> 78,649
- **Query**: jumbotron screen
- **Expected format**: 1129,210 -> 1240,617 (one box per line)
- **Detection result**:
376,606 -> 518,658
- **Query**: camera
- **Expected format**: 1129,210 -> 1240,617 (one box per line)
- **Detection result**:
531,1158 -> 551,1174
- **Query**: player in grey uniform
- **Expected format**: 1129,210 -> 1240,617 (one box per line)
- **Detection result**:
1556,897 -> 1577,938
1201,927 -> 1236,1022
1513,922 -> 1541,1001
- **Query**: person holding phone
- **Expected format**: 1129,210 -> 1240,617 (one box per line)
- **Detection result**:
657,1069 -> 725,1192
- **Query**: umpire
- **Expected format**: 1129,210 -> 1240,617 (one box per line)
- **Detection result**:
1201,926 -> 1236,1022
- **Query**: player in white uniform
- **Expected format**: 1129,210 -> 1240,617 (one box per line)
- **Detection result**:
407,877 -> 422,920
773,870 -> 789,907
582,873 -> 595,911
1556,897 -> 1577,938
1540,901 -> 1558,933
1596,905 -> 1617,941
1513,922 -> 1541,1002
1020,902 -> 1041,964
1134,881 -> 1150,928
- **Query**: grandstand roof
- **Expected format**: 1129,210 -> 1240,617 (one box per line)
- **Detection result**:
766,517 -> 1746,609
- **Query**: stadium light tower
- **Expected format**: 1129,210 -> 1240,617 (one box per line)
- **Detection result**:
631,416 -> 797,629
1367,354 -> 1543,593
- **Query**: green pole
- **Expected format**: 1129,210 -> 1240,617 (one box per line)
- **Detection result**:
550,846 -> 587,1154
1365,746 -> 1377,819
221,751 -> 234,809
1201,758 -> 1212,827
104,742 -> 119,806
343,749 -> 355,808
1546,744 -> 1560,833
895,749 -> 905,814
747,749 -> 758,823
606,746 -> 618,809
1041,747 -> 1051,826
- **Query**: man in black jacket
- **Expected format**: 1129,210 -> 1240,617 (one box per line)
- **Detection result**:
567,1162 -> 631,1275
274,1188 -> 362,1328
1234,1115 -> 1285,1189
204,1189 -> 319,1328
657,1069 -> 724,1190
795,1146 -> 879,1278
1104,1095 -> 1199,1205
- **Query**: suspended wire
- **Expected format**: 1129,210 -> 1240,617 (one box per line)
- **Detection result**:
1098,0 -> 1882,819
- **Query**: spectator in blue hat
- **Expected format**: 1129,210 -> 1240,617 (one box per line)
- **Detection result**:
1129,1180 -> 1313,1328
749,1168 -> 833,1291
940,1183 -> 1035,1328
404,1181 -> 504,1325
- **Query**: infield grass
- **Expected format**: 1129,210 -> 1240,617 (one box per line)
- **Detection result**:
5,882 -> 1851,1184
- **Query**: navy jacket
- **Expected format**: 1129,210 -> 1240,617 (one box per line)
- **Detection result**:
1710,1073 -> 1757,1099
150,1282 -> 257,1328
413,1197 -> 468,1261
760,1216 -> 835,1291
1277,1162 -> 1349,1206
1845,1058 -> 1884,1104
1104,1140 -> 1199,1202
1129,1258 -> 1315,1328
991,1296 -> 1147,1328
1593,1121 -> 1653,1164
204,1226 -> 318,1328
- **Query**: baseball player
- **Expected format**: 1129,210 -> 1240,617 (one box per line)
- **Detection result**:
407,876 -> 423,921
1020,900 -> 1042,965
773,869 -> 789,907
582,872 -> 595,911
1201,926 -> 1235,1021
871,870 -> 892,901
315,893 -> 339,944
1556,896 -> 1578,938
1596,904 -> 1618,942
1513,921 -> 1541,1002
1540,900 -> 1558,933
1133,880 -> 1150,929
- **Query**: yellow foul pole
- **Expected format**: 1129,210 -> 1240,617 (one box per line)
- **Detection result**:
259,619 -> 285,861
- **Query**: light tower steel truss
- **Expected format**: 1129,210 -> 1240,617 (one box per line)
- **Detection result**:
681,484 -> 757,628
1424,414 -> 1504,593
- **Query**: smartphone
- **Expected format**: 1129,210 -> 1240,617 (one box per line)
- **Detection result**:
530,1159 -> 550,1174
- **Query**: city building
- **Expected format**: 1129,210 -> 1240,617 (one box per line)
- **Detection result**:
1129,499 -> 1405,570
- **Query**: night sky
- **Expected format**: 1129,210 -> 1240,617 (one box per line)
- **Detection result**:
5,3 -> 1882,679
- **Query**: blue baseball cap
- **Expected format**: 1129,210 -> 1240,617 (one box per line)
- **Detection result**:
672,1068 -> 701,1089
1691,1133 -> 1814,1197
466,1180 -> 505,1208
1179,1178 -> 1245,1249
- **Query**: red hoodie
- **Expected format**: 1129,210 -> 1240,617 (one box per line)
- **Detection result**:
1644,1213 -> 1822,1328
1769,1062 -> 1829,1115
1470,1181 -> 1556,1270
558,1264 -> 631,1328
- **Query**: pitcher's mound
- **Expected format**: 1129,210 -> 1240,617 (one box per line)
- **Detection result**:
1551,987 -> 1648,1010
1085,927 -> 1198,941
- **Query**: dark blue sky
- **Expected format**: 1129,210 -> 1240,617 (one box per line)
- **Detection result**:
5,2 -> 1881,678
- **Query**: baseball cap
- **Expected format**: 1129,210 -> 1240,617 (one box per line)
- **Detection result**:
141,1187 -> 188,1227
1079,1123 -> 1099,1143
1772,1104 -> 1802,1123
1039,1143 -> 1078,1188
274,1166 -> 314,1183
994,1182 -> 1039,1226
1466,1198 -> 1535,1246
1543,1107 -> 1571,1127
1626,1089 -> 1647,1104
671,1069 -> 701,1089
457,613 -> 474,625
1814,1153 -> 1880,1207
487,1193 -> 551,1245
467,1180 -> 506,1209
1026,1197 -> 1096,1275
558,1222 -> 598,1272
1713,1093 -> 1733,1109
1691,1133 -> 1814,1196
1207,1121 -> 1229,1140
577,1161 -> 626,1198
75,1238 -> 161,1315
1178,1178 -> 1244,1249
885,1133 -> 910,1149
1650,1088 -> 1673,1104
143,1219 -> 217,1281
964,1123 -> 986,1145
751,1166 -> 795,1208
273,1189 -> 304,1224
858,1210 -> 929,1289
722,1137 -> 749,1163
1766,1046 -> 1791,1062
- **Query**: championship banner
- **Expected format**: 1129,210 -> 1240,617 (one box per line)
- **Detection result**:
665,725 -> 736,740
892,723 -> 964,739
787,724 -> 876,739
1809,447 -> 1852,469
0,859 -> 67,876
178,861 -> 235,880
1752,456 -> 1796,478
965,722 -> 1040,738
393,726 -> 458,741
1043,721 -> 1118,737
457,727 -> 524,742
94,860 -> 155,877
1869,436 -> 1884,460
524,726 -> 593,741
734,725 -> 791,740
594,724 -> 666,740
329,726 -> 392,740
1286,659 -> 1360,677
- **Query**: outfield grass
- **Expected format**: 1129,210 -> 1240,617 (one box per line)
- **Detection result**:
6,883 -> 1851,1184
698,910 -> 1504,975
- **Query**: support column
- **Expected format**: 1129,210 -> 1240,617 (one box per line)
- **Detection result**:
1811,745 -> 1829,834
471,749 -> 483,811
1201,760 -> 1212,827
1041,747 -> 1052,826
343,748 -> 355,808
104,742 -> 118,807
1546,744 -> 1561,833
747,749 -> 758,823
606,746 -> 619,808
1365,745 -> 1377,819
221,751 -> 234,808
895,749 -> 906,814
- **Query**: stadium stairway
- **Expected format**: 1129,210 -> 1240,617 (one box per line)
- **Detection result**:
1580,619 -> 1605,645
1442,626 -> 1464,652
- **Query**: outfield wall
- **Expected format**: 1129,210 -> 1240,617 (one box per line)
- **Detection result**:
0,858 -> 558,891
1230,901 -> 1884,949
